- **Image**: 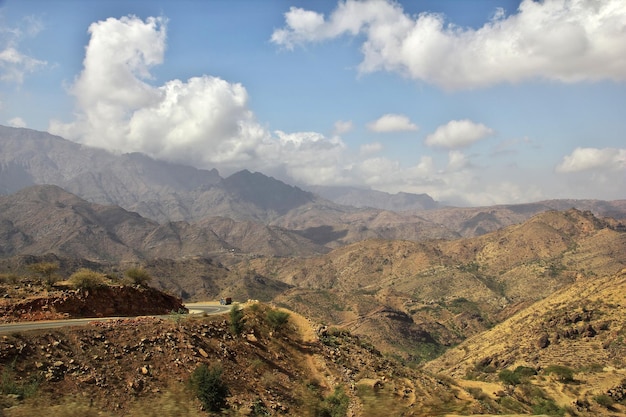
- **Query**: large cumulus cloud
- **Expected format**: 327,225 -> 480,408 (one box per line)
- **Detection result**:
556,147 -> 626,173
272,0 -> 626,90
48,15 -> 354,181
44,13 -> 624,207
49,16 -> 266,169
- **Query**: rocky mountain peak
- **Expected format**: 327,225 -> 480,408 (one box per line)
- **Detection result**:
223,169 -> 315,214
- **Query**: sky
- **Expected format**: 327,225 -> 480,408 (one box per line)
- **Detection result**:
0,0 -> 625,206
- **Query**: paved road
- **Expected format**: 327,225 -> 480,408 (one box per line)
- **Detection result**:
0,301 -> 231,334
185,302 -> 232,316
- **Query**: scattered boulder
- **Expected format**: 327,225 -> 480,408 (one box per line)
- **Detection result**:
537,333 -> 550,349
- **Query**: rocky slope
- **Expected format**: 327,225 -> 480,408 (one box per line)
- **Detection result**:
0,303 -> 489,416
306,185 -> 439,211
424,269 -> 626,416
3,125 -> 625,245
0,283 -> 185,323
244,209 -> 626,363
0,185 -> 329,262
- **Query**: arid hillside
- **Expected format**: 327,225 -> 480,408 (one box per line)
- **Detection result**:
0,185 -> 329,262
424,269 -> 626,416
0,301 -> 497,417
0,207 -> 625,415
243,209 -> 626,363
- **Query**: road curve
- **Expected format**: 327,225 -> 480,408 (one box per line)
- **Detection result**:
184,302 -> 232,316
0,301 -> 232,334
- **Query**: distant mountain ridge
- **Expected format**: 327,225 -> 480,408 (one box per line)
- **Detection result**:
0,126 -> 322,223
307,185 -> 439,211
1,125 -> 625,243
0,185 -> 328,262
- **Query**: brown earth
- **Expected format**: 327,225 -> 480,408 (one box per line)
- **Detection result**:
425,269 -> 626,416
0,302 -> 495,416
241,209 -> 626,364
0,284 -> 185,323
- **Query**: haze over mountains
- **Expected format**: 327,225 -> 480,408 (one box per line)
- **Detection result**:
2,125 -> 626,415
2,125 -> 625,348
2,125 -> 625,242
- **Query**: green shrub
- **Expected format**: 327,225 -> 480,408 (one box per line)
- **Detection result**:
1,364 -> 39,399
251,398 -> 270,416
499,366 -> 537,385
266,309 -> 290,332
318,386 -> 349,417
531,398 -> 565,416
498,396 -> 527,413
124,267 -> 152,286
467,387 -> 488,400
28,262 -> 60,286
0,273 -> 19,284
594,394 -> 614,408
544,365 -> 575,383
499,369 -> 521,386
229,304 -> 245,335
189,364 -> 229,412
514,365 -> 537,378
69,268 -> 106,290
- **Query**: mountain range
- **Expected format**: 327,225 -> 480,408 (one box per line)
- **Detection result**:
2,125 -> 625,246
2,125 -> 626,415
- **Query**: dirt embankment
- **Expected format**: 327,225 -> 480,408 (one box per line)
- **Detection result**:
0,285 -> 185,323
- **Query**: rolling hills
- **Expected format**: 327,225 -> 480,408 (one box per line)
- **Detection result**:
2,125 -> 626,415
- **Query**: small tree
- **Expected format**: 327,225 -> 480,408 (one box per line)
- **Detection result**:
499,366 -> 536,386
266,309 -> 290,332
69,268 -> 106,290
544,365 -> 575,383
498,369 -> 521,386
0,273 -> 19,284
319,386 -> 349,417
28,262 -> 60,286
229,304 -> 245,335
190,364 -> 229,412
594,394 -> 615,408
124,267 -> 152,287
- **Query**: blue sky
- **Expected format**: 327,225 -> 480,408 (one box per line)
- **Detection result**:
1,0 -> 625,205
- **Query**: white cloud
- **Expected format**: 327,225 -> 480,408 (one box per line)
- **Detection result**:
45,15 -> 625,207
425,119 -> 494,149
359,142 -> 382,155
266,130 -> 350,184
0,17 -> 47,84
333,120 -> 353,135
7,117 -> 26,128
367,113 -> 418,132
272,0 -> 626,90
556,147 -> 626,173
47,15 -> 357,187
446,150 -> 469,172
49,16 -> 269,170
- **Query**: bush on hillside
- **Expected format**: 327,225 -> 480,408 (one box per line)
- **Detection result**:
124,267 -> 152,286
498,366 -> 537,386
265,309 -> 290,332
593,394 -> 614,408
189,364 -> 229,412
544,365 -> 575,383
28,262 -> 60,286
69,268 -> 106,290
0,273 -> 19,284
229,304 -> 245,335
